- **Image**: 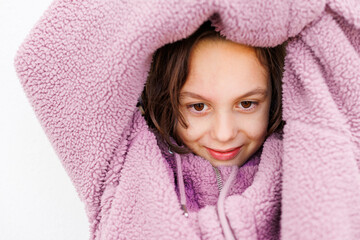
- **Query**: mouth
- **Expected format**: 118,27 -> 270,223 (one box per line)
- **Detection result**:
205,146 -> 242,161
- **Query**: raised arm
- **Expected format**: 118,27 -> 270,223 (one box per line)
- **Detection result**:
14,0 -> 147,225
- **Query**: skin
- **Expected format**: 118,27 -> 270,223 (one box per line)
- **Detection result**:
176,39 -> 271,167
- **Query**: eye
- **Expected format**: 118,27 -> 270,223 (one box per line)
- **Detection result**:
188,103 -> 209,113
241,101 -> 252,108
238,101 -> 258,111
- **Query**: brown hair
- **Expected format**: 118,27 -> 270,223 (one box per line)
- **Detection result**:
141,20 -> 286,153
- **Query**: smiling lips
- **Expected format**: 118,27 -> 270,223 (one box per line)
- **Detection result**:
206,147 -> 242,161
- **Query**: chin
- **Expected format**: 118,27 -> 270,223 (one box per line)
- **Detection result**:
209,157 -> 247,167
210,160 -> 237,167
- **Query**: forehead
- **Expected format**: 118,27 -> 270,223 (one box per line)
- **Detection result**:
182,40 -> 270,97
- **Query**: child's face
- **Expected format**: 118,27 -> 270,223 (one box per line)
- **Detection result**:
177,40 -> 271,167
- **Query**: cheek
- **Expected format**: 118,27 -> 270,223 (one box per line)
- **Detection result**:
241,110 -> 269,140
246,121 -> 268,140
177,115 -> 209,143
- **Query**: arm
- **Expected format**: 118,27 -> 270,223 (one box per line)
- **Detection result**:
14,0 -> 144,226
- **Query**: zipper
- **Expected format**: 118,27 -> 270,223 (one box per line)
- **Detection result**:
213,166 -> 223,192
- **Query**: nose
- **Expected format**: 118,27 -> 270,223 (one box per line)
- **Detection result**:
211,111 -> 238,143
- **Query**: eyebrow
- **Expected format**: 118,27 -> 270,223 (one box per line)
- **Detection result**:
180,88 -> 268,101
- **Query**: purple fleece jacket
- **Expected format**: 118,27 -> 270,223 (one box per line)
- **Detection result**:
15,0 -> 360,239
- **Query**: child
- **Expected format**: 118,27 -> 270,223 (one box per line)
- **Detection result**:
15,0 -> 360,239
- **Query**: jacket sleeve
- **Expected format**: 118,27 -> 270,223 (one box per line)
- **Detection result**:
14,0 -> 148,226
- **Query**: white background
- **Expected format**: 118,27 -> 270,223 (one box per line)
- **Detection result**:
0,0 -> 89,239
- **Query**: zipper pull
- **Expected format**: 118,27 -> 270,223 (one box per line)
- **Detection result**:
181,204 -> 189,218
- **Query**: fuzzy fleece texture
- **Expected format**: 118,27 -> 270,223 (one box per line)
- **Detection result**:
15,0 -> 360,239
